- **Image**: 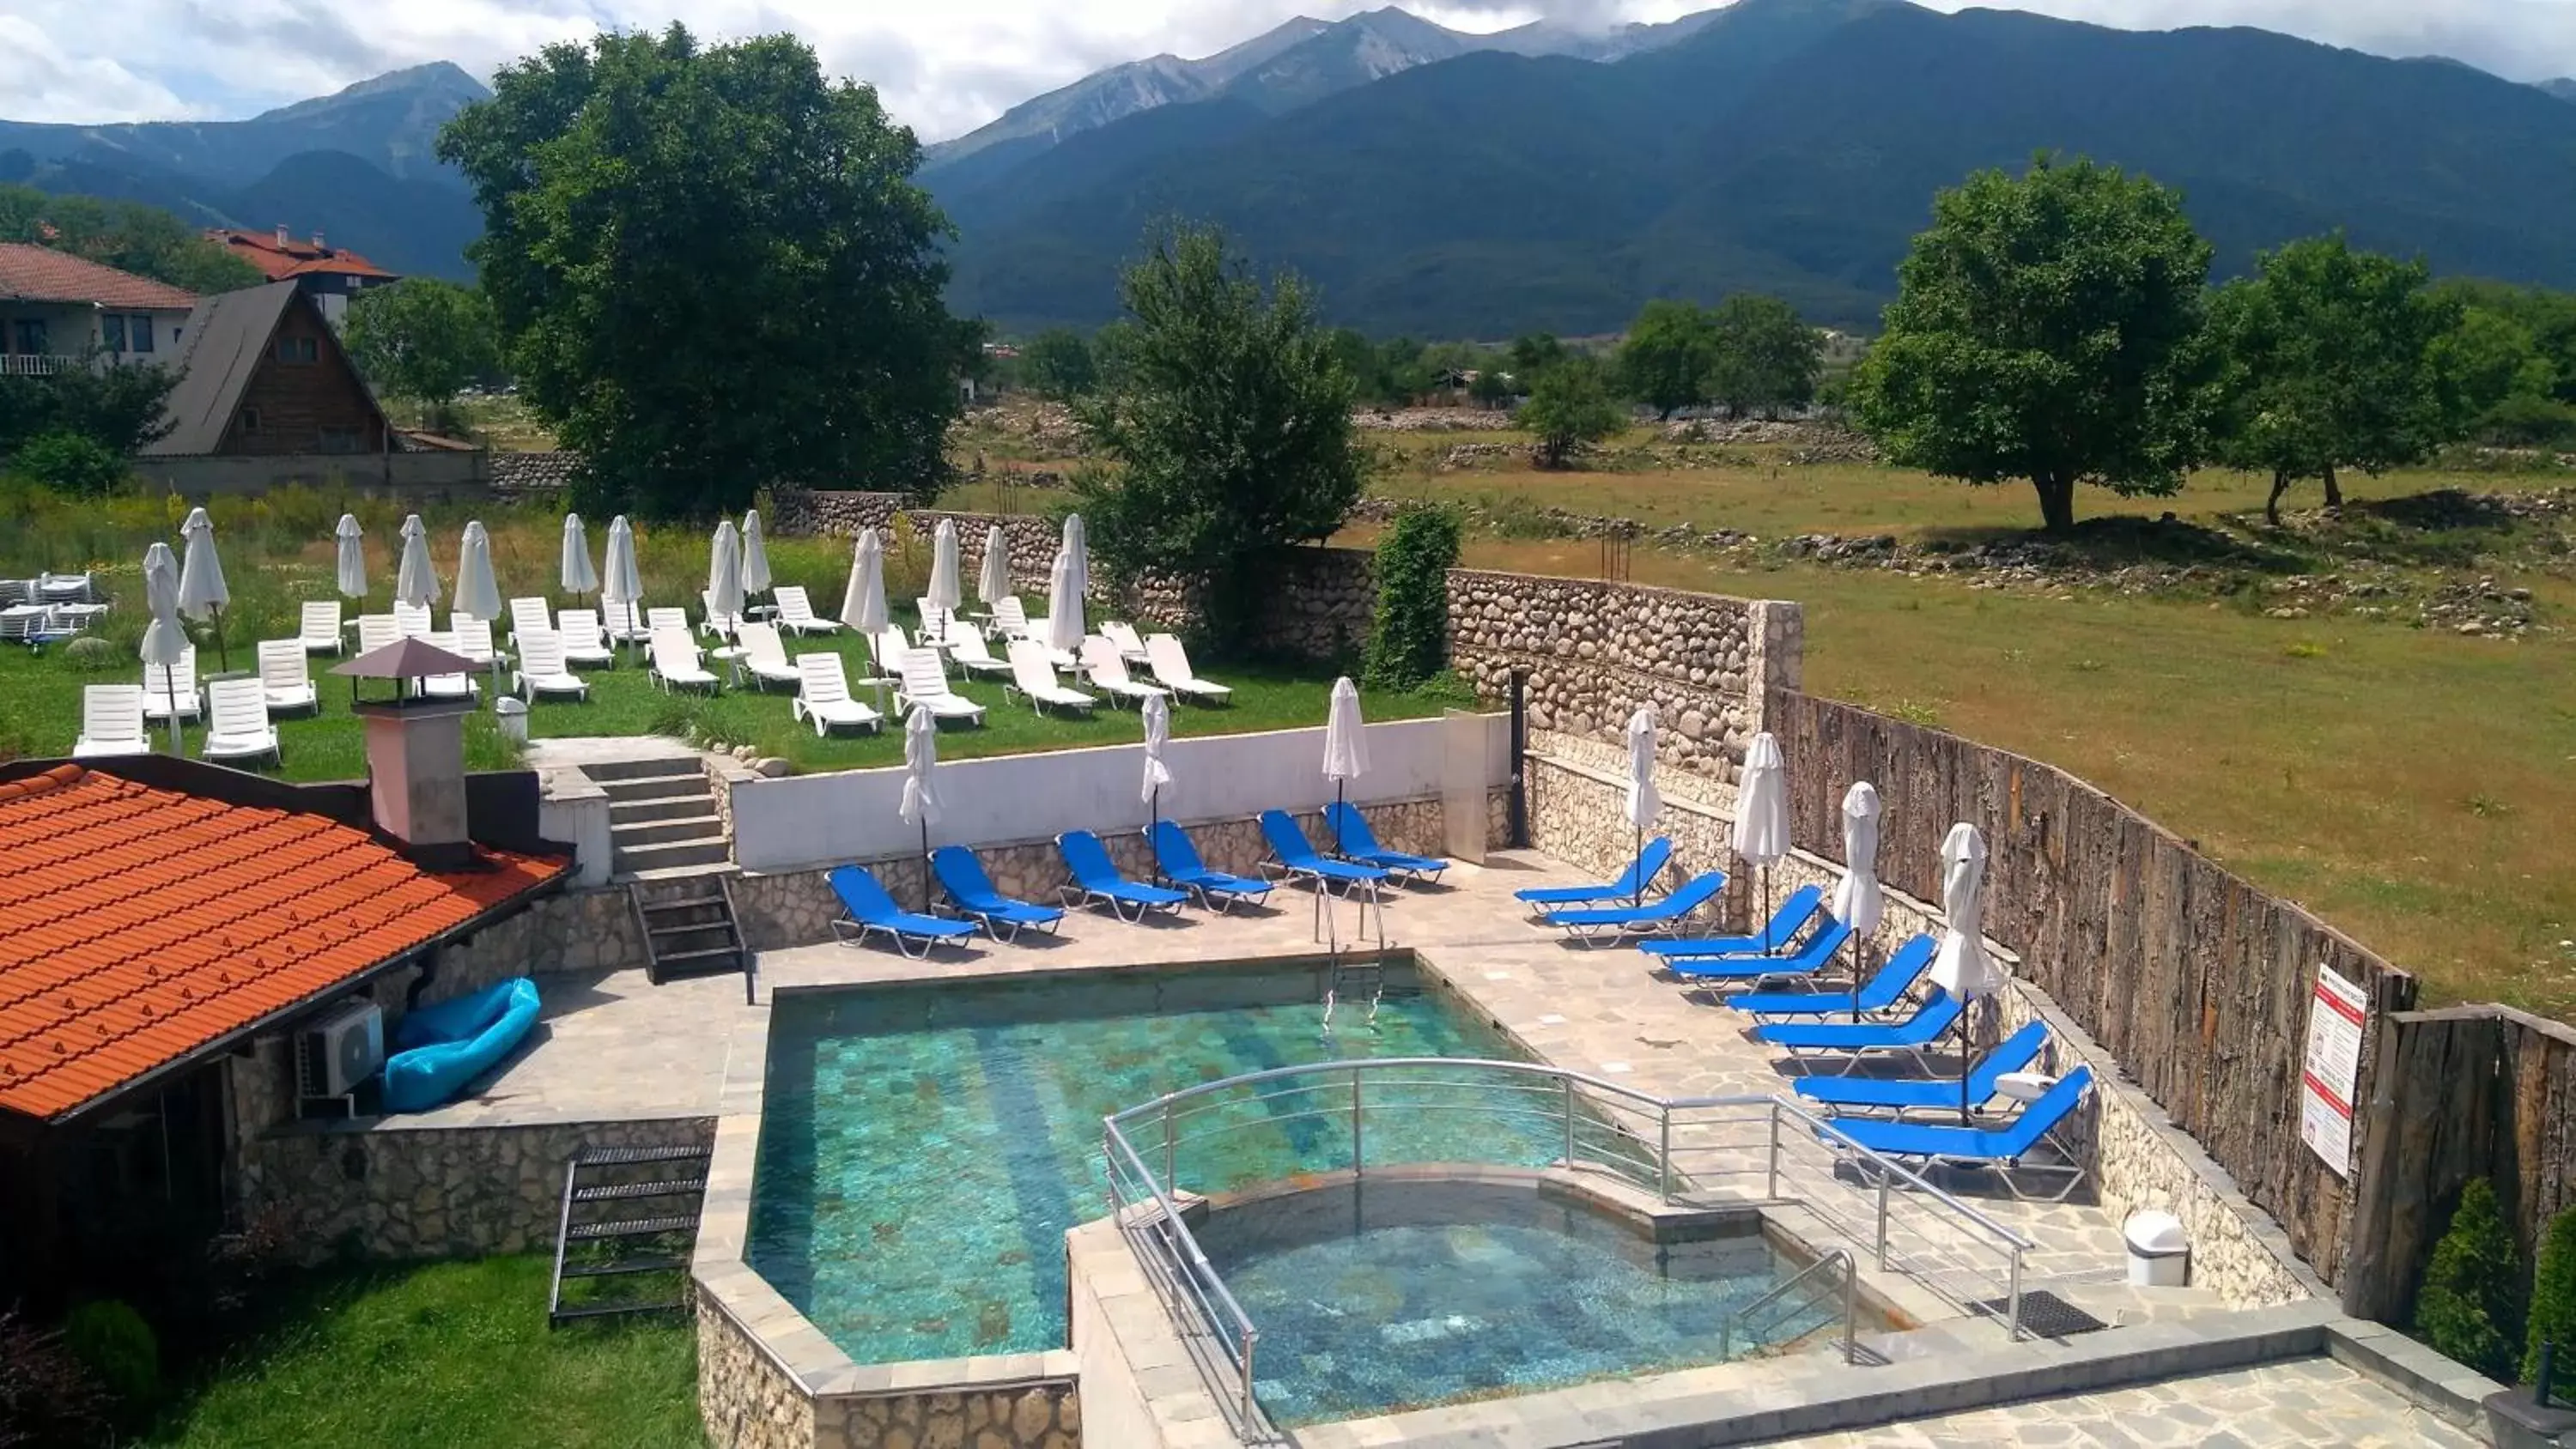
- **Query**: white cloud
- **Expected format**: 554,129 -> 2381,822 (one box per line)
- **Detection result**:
5,0 -> 2575,139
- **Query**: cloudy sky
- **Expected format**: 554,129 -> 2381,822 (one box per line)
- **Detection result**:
6,0 -> 2573,140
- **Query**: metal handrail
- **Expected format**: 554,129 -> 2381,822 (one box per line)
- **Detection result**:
1102,1057 -> 2045,1426
1722,1247 -> 1857,1363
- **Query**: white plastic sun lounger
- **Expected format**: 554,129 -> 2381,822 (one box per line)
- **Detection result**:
507,597 -> 551,645
200,676 -> 281,767
1145,633 -> 1231,705
869,624 -> 914,680
421,632 -> 483,700
513,630 -> 589,700
392,601 -> 433,638
793,652 -> 884,736
299,600 -> 343,655
895,648 -> 984,724
945,620 -> 1014,682
987,597 -> 1031,640
257,639 -> 319,714
355,614 -> 400,658
1005,639 -> 1097,715
1078,636 -> 1167,709
555,609 -> 617,667
734,620 -> 802,689
143,646 -> 202,722
774,585 -> 841,636
74,684 -> 149,758
449,615 -> 501,668
645,607 -> 690,637
650,627 -> 720,693
1101,621 -> 1151,664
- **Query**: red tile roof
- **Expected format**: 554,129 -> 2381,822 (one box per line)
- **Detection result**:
210,229 -> 398,283
0,765 -> 567,1122
0,243 -> 199,311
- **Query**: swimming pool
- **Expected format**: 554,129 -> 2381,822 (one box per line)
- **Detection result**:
747,962 -> 1555,1365
1199,1178 -> 1846,1425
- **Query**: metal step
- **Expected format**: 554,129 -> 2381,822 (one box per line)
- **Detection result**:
566,1214 -> 700,1241
651,945 -> 743,970
640,892 -> 728,915
560,1256 -> 691,1278
550,1299 -> 687,1322
573,1178 -> 707,1203
648,919 -> 731,940
578,1143 -> 711,1167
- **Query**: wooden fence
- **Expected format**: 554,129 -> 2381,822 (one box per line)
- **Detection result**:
1770,691 -> 2421,1287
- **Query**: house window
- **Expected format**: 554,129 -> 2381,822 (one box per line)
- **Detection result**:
129,316 -> 154,353
100,315 -> 125,354
238,409 -> 260,435
317,427 -> 363,455
11,319 -> 42,355
274,336 -> 318,363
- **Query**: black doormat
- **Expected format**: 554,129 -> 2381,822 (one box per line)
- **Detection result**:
1976,1288 -> 2111,1338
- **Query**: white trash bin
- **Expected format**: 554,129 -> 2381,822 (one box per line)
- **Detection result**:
495,694 -> 530,745
2123,1210 -> 2189,1288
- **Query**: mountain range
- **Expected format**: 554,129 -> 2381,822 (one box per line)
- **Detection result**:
938,0 -> 2576,337
0,63 -> 488,282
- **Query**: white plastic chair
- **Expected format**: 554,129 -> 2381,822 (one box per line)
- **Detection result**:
945,620 -> 1013,681
200,676 -> 281,767
392,601 -> 433,638
1145,634 -> 1232,705
143,646 -> 202,722
649,627 -> 720,694
514,630 -> 589,700
556,609 -> 617,667
734,621 -> 802,689
73,685 -> 149,758
1006,640 -> 1097,716
300,600 -> 343,655
774,585 -> 840,636
895,648 -> 983,724
793,653 -> 884,736
1078,636 -> 1166,710
257,639 -> 319,714
421,632 -> 481,700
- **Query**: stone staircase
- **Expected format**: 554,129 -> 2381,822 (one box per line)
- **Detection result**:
590,755 -> 729,877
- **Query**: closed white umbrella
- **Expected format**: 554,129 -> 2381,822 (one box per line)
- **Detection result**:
840,528 -> 889,634
976,524 -> 1012,608
454,521 -> 502,622
140,543 -> 185,755
395,513 -> 440,609
927,518 -> 963,614
178,506 -> 231,670
740,509 -> 772,598
1142,691 -> 1174,818
1832,781 -> 1885,1020
1043,548 -> 1084,657
335,513 -> 368,600
1061,513 -> 1089,603
1929,821 -> 1999,1122
561,513 -> 598,601
708,519 -> 744,636
1321,675 -> 1369,850
603,514 -> 642,658
1622,706 -> 1662,905
1732,731 -> 1789,949
898,705 -> 942,910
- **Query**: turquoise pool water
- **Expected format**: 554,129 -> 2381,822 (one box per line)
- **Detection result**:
748,964 -> 1557,1365
1201,1179 -> 1839,1425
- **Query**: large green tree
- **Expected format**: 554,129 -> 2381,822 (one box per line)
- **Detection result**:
0,185 -> 262,294
438,27 -> 965,514
2208,235 -> 2467,524
1072,224 -> 1363,646
1618,300 -> 1716,419
1517,354 -> 1626,467
1019,328 -> 1097,401
343,278 -> 501,415
1853,155 -> 2215,532
1706,294 -> 1825,417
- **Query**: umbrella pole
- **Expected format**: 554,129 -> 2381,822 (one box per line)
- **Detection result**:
211,604 -> 228,673
1632,823 -> 1643,907
1149,786 -> 1161,888
1960,1000 -> 1977,1126
920,820 -> 933,915
1334,781 -> 1346,857
1851,937 -> 1867,1023
1761,864 -> 1773,953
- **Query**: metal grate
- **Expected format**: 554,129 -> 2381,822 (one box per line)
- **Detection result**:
1977,1288 -> 2110,1338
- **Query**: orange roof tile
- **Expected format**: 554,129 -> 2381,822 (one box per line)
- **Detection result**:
0,243 -> 199,311
0,766 -> 567,1122
209,229 -> 398,282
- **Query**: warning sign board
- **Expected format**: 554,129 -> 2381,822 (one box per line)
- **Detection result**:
2300,967 -> 2369,1177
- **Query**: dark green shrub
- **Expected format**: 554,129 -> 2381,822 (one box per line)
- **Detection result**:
62,1299 -> 157,1410
1363,506 -> 1461,692
0,1307 -> 112,1448
2415,1178 -> 2526,1380
2527,1205 -> 2576,1385
13,431 -> 130,496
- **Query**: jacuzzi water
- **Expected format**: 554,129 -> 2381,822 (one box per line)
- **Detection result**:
748,964 -> 1559,1365
1199,1178 -> 1844,1426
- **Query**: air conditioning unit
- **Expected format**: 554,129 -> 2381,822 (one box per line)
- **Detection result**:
295,999 -> 385,1100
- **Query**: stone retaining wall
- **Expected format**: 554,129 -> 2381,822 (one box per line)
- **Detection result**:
769,488 -> 906,538
234,1115 -> 714,1264
423,886 -> 646,1010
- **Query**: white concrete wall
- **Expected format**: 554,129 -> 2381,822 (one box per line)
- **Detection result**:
731,714 -> 1507,875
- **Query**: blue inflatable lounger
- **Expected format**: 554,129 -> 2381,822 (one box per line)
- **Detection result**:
383,977 -> 541,1113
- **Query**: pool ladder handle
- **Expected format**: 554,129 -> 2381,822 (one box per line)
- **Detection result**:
1720,1246 -> 1858,1365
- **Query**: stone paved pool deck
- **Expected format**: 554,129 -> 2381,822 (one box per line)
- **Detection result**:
408,852 -> 2486,1446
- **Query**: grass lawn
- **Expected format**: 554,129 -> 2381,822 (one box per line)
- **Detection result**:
142,1257 -> 699,1449
1444,531 -> 2576,1020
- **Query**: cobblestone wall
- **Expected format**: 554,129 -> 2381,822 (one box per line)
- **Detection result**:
424,888 -> 646,1008
769,488 -> 906,538
234,1116 -> 713,1264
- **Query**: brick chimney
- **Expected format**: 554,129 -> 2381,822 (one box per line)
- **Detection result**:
356,695 -> 475,867
275,223 -> 290,248
311,231 -> 326,252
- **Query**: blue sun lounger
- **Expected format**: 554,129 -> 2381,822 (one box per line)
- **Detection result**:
1151,821 -> 1274,912
1515,837 -> 1672,914
1059,829 -> 1189,921
1324,802 -> 1449,886
1727,935 -> 1938,1021
1637,886 -> 1829,960
1756,989 -> 1963,1072
1662,918 -> 1853,982
829,864 -> 979,958
1546,869 -> 1729,945
932,846 -> 1064,943
1261,809 -> 1388,894
1821,1066 -> 2094,1200
1794,1022 -> 2051,1117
